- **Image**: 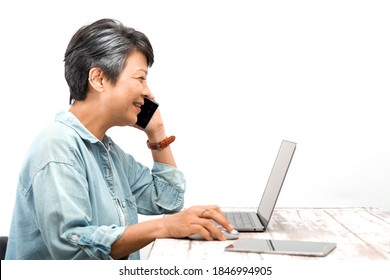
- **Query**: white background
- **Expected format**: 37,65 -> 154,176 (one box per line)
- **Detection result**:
1,0 -> 389,237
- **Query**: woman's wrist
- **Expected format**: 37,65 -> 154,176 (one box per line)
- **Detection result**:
146,125 -> 167,143
156,216 -> 171,239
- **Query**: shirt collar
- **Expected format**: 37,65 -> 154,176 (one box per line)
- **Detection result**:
55,111 -> 112,147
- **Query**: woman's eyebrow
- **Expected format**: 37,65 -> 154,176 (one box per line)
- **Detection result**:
136,68 -> 148,75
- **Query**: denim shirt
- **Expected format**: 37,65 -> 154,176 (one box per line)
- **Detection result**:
6,111 -> 186,260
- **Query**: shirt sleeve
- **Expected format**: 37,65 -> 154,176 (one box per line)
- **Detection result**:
31,162 -> 124,260
129,161 -> 186,215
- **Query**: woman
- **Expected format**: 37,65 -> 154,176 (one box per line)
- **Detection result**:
6,18 -> 233,260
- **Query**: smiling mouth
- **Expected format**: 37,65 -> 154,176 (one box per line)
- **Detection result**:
134,102 -> 143,108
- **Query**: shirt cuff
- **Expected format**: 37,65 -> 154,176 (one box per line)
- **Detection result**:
152,162 -> 186,192
64,225 -> 126,259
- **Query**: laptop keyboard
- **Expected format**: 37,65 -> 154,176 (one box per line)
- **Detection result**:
224,212 -> 257,228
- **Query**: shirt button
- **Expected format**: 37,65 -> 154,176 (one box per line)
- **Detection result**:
71,235 -> 78,241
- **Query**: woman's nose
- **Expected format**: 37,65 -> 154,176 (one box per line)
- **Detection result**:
141,84 -> 154,99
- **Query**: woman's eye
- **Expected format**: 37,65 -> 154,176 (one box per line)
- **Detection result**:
133,76 -> 147,83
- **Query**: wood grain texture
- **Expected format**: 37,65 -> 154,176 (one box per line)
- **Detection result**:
147,207 -> 390,260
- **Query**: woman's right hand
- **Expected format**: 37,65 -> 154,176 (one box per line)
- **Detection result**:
160,205 -> 234,241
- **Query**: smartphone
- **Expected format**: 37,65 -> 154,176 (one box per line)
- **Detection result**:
225,239 -> 336,257
136,98 -> 159,129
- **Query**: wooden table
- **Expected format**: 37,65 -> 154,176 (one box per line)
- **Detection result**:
147,207 -> 390,260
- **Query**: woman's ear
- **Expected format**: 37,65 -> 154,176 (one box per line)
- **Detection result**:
88,67 -> 105,91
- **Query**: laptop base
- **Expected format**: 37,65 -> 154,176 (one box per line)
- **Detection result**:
224,211 -> 265,232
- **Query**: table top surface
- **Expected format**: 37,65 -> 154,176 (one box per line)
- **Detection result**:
147,207 -> 390,260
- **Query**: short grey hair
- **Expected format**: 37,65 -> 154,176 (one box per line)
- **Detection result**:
64,18 -> 154,104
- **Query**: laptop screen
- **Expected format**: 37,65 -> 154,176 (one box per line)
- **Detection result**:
257,140 -> 296,229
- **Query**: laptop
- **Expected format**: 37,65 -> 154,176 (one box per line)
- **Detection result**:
224,140 -> 296,232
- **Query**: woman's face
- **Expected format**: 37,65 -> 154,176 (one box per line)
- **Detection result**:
102,50 -> 151,127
